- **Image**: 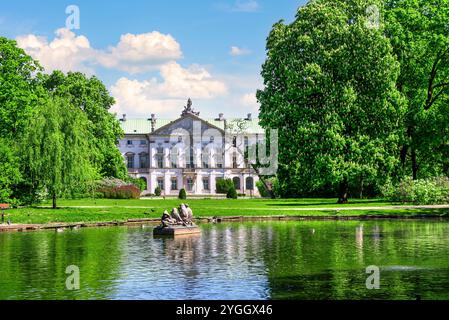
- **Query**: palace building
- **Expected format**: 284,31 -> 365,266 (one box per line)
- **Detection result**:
118,99 -> 265,197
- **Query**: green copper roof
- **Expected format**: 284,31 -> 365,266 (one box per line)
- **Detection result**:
120,117 -> 264,135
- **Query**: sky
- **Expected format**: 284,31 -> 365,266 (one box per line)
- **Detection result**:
0,0 -> 306,119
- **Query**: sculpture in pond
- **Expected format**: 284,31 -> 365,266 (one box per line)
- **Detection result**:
160,204 -> 195,227
155,203 -> 201,236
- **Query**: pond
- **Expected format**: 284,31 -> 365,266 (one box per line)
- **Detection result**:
1,220 -> 449,300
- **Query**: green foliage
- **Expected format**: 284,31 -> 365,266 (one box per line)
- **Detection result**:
385,0 -> 449,180
226,186 -> 238,199
126,177 -> 147,192
216,178 -> 234,194
256,181 -> 271,198
0,139 -> 21,203
178,188 -> 187,200
154,186 -> 162,197
383,177 -> 449,205
257,0 -> 404,201
21,96 -> 97,208
41,71 -> 127,180
0,37 -> 42,139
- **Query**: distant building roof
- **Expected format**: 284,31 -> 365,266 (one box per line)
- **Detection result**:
120,117 -> 264,135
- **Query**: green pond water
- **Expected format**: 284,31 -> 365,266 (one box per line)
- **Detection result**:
1,220 -> 449,300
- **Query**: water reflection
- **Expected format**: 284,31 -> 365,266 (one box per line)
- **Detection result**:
1,220 -> 449,300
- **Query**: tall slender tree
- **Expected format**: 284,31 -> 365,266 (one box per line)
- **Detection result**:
22,96 -> 96,209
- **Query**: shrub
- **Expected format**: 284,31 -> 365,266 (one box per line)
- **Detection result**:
179,188 -> 187,200
383,177 -> 449,205
216,178 -> 234,194
154,186 -> 162,197
98,184 -> 141,199
227,186 -> 238,199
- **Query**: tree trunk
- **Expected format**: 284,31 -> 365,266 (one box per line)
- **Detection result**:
251,164 -> 275,199
337,179 -> 349,204
411,148 -> 418,180
400,145 -> 408,168
52,193 -> 57,209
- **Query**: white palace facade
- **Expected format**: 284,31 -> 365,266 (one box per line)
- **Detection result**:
118,99 -> 264,197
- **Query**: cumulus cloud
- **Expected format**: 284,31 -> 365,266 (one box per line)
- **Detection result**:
16,29 -> 182,75
16,28 -> 96,74
240,93 -> 260,113
97,31 -> 182,73
110,62 -> 228,117
230,46 -> 251,56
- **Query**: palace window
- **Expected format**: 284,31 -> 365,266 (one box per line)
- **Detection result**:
233,177 -> 241,190
156,155 -> 164,169
126,154 -> 135,169
139,153 -> 149,169
140,140 -> 147,146
171,178 -> 178,191
233,136 -> 237,148
203,178 -> 210,191
187,178 -> 194,191
246,177 -> 254,190
232,152 -> 238,169
127,140 -> 133,146
157,178 -> 164,190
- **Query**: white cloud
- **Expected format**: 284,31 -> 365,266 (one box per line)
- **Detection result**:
240,93 -> 260,113
16,29 -> 183,75
230,46 -> 251,56
16,28 -> 96,74
110,62 -> 228,117
231,0 -> 260,12
97,31 -> 182,74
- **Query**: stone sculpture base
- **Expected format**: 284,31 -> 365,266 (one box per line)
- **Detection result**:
153,225 -> 201,236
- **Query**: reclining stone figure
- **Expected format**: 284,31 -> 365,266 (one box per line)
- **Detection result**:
161,210 -> 176,227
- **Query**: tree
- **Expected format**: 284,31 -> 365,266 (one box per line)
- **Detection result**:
21,96 -> 96,209
178,188 -> 187,200
0,140 -> 21,203
0,37 -> 42,139
226,186 -> 238,199
42,71 -> 127,180
257,0 -> 404,203
215,178 -> 234,194
385,0 -> 449,180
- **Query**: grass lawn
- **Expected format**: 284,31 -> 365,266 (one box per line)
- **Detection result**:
3,198 -> 449,225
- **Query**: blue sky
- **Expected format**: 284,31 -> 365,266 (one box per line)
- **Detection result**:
0,0 -> 306,118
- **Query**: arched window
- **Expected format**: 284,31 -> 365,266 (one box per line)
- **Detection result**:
246,177 -> 254,190
233,177 -> 241,190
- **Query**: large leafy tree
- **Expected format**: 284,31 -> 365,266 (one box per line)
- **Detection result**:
0,37 -> 42,138
42,71 -> 127,179
257,0 -> 404,202
385,0 -> 449,179
22,96 -> 96,209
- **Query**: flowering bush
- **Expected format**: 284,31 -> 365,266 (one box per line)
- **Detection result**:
98,184 -> 141,199
383,177 -> 449,205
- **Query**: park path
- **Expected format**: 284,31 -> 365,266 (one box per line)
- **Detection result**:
36,204 -> 449,211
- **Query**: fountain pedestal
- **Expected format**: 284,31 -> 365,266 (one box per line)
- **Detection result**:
153,225 -> 201,236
